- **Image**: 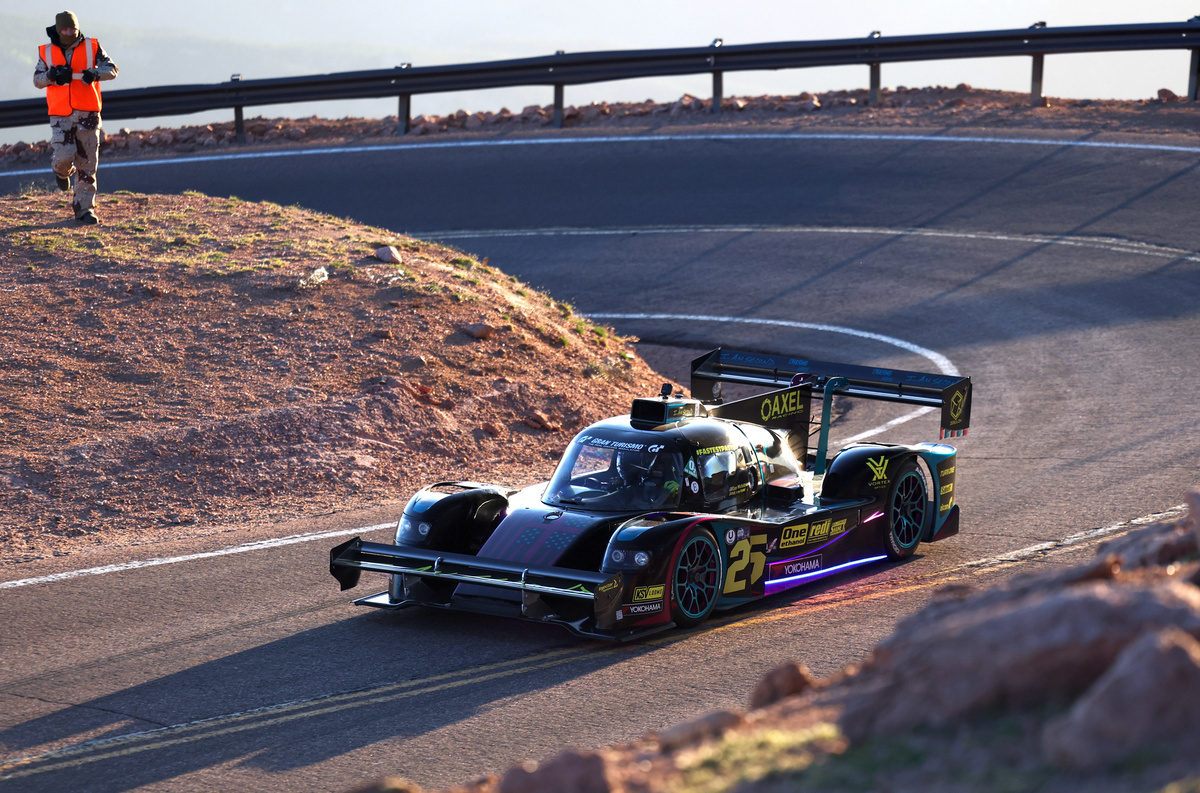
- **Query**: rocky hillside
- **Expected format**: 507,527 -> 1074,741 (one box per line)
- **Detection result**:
0,191 -> 673,565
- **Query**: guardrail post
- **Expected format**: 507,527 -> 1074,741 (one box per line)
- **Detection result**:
398,93 -> 411,135
1190,49 -> 1200,101
554,83 -> 564,128
1030,53 -> 1045,107
869,62 -> 881,105
712,71 -> 723,114
229,74 -> 246,144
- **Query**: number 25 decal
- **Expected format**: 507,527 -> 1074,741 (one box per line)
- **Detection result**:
723,533 -> 766,594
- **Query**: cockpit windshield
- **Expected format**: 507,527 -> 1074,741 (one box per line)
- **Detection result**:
545,436 -> 683,512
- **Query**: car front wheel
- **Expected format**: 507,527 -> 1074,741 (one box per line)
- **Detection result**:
669,526 -> 722,627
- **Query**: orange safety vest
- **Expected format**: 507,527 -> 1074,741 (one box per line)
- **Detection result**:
40,38 -> 103,116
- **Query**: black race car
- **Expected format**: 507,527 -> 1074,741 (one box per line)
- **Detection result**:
330,347 -> 971,640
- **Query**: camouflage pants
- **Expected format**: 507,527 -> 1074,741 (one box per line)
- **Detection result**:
49,112 -> 102,217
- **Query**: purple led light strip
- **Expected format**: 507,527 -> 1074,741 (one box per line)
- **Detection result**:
764,554 -> 888,592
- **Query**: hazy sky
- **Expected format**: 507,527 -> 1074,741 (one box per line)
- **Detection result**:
5,1 -> 1199,143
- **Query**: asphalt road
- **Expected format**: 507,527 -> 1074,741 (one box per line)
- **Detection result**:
2,128 -> 1199,792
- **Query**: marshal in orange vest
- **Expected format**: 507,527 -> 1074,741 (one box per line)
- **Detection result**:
40,38 -> 103,116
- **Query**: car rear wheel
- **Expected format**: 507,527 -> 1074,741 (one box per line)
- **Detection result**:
669,526 -> 722,627
884,460 -> 928,559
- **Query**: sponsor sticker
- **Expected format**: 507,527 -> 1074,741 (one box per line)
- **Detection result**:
781,524 -> 809,549
598,579 -> 619,593
940,482 -> 954,495
759,389 -> 807,423
696,444 -> 738,456
782,556 -> 821,577
866,456 -> 889,488
725,529 -> 737,545
831,518 -> 847,536
633,585 -> 664,601
771,555 -> 822,579
949,389 -> 966,423
578,436 -> 646,451
808,518 -> 832,541
625,601 -> 664,615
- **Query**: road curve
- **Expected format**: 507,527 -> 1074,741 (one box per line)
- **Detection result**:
1,130 -> 1198,792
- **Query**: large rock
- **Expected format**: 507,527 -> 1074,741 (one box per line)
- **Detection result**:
748,661 -> 815,710
1042,626 -> 1200,768
498,749 -> 619,793
1095,512 -> 1198,570
839,580 -> 1200,740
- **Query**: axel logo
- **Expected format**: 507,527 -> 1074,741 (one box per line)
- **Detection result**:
759,389 -> 806,423
950,390 -> 966,423
866,456 -> 889,483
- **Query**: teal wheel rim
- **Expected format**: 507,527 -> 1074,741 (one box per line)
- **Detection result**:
673,535 -> 720,620
891,471 -> 927,549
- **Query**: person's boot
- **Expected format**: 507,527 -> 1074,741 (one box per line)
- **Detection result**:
55,175 -> 70,192
73,200 -> 98,225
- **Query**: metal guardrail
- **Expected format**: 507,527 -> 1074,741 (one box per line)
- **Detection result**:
4,19 -> 1200,137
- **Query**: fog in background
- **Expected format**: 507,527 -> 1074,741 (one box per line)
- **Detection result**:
3,0 -> 1197,145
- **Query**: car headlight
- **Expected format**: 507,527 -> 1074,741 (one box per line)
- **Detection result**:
609,549 -> 650,568
398,515 -> 432,543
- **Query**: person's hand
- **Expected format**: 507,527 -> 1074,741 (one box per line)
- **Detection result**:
81,70 -> 98,84
49,65 -> 72,85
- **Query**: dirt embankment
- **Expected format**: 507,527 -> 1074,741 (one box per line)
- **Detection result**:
0,191 -> 678,565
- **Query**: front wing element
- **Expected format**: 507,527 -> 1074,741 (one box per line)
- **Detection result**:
330,536 -> 624,620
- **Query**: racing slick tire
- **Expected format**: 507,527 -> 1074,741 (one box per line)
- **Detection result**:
668,525 -> 723,628
883,459 -> 929,560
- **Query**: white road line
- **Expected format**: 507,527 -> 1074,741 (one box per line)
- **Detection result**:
418,224 -> 1200,264
3,130 -> 1200,178
956,504 -> 1188,569
0,524 -> 393,591
588,311 -> 957,446
586,311 -> 960,376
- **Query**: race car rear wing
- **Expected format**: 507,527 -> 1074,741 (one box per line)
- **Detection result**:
330,537 -> 623,609
690,347 -> 971,438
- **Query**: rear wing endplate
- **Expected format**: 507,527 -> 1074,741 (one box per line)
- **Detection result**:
691,347 -> 971,438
